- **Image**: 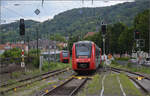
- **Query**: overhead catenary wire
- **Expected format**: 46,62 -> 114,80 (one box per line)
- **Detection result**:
2,6 -> 25,18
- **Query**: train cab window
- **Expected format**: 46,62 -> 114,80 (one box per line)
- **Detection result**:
75,43 -> 91,58
62,52 -> 68,57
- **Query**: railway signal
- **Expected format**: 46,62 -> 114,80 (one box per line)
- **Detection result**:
21,49 -> 25,68
101,22 -> 107,70
101,23 -> 107,36
134,30 -> 140,40
19,19 -> 25,36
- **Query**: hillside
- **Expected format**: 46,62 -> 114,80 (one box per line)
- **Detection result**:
0,0 -> 149,43
41,0 -> 149,36
0,20 -> 39,43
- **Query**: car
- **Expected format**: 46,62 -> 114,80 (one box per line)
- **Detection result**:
144,57 -> 150,66
128,59 -> 138,63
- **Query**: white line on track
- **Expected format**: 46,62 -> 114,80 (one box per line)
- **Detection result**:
100,75 -> 106,96
117,76 -> 126,96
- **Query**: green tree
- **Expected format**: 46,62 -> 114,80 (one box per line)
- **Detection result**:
133,9 -> 150,52
118,27 -> 134,54
108,22 -> 127,54
50,34 -> 66,42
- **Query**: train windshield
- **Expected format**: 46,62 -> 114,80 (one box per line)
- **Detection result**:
76,43 -> 91,58
63,52 -> 68,57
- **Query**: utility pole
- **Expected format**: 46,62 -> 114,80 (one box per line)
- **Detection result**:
101,22 -> 107,70
34,8 -> 40,65
36,28 -> 39,57
101,22 -> 107,55
27,32 -> 30,63
48,32 -> 51,64
134,30 -> 141,67
19,19 -> 26,72
54,32 -> 56,63
149,20 -> 150,57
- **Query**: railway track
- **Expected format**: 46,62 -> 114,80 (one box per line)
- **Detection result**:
41,75 -> 88,96
111,67 -> 150,80
0,68 -> 70,95
0,68 -> 68,87
111,67 -> 150,94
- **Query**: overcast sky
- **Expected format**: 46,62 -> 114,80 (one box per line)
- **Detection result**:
1,0 -> 134,24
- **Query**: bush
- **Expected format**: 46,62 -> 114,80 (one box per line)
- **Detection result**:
29,49 -> 41,56
127,62 -> 132,67
31,56 -> 39,68
115,57 -> 130,61
1,48 -> 22,58
42,61 -> 70,71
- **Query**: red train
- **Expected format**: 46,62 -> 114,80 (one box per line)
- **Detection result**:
72,41 -> 102,73
60,50 -> 70,63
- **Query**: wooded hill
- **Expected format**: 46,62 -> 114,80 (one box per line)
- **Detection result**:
0,0 -> 149,45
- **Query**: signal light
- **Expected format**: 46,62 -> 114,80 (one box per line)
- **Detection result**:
101,24 -> 107,35
19,19 -> 25,35
134,30 -> 139,39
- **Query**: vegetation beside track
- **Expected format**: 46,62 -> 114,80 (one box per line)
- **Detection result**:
78,72 -> 143,96
9,61 -> 71,79
4,67 -> 73,96
119,74 -> 143,96
0,61 -> 71,92
77,74 -> 102,96
111,60 -> 150,74
104,73 -> 122,95
42,61 -> 71,71
6,78 -> 58,96
86,74 -> 102,94
115,57 -> 130,61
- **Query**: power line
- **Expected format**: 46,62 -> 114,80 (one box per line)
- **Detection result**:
2,6 -> 24,18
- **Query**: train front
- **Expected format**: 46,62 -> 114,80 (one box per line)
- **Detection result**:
72,41 -> 96,73
60,51 -> 70,63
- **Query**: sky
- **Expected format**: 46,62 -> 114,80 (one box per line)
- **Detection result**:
0,0 -> 134,24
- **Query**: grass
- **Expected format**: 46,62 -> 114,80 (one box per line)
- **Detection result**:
78,72 -> 143,96
0,61 -> 71,91
104,73 -> 122,95
119,74 -> 143,96
87,74 -> 102,94
78,74 -> 102,96
115,57 -> 130,61
6,75 -> 58,96
11,71 -> 23,78
42,61 -> 71,71
111,60 -> 150,74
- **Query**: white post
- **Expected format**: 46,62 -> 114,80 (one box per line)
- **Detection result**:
39,56 -> 43,72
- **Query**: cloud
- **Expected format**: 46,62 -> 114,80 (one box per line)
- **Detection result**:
1,0 -> 134,24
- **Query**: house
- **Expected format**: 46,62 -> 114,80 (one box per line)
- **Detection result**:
0,42 -> 28,54
84,32 -> 96,38
29,39 -> 58,51
57,42 -> 67,49
0,44 -> 5,54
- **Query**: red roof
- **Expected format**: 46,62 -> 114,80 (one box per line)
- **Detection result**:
0,44 -> 5,50
84,32 -> 96,38
0,43 -> 27,50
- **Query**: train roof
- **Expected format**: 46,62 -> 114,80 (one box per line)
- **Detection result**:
75,41 -> 94,44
